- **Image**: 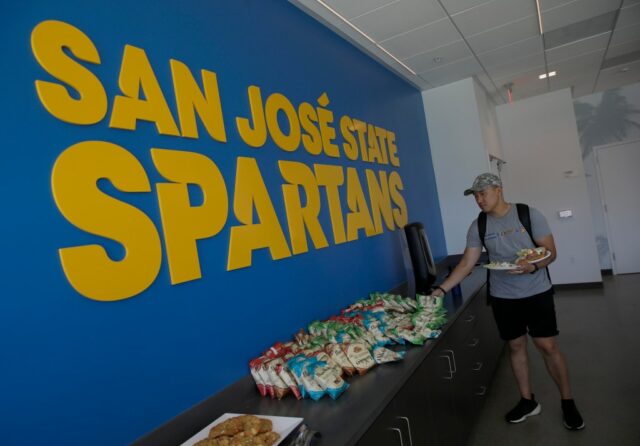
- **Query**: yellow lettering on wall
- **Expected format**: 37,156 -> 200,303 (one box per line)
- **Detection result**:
366,169 -> 394,234
265,93 -> 300,152
374,126 -> 390,164
340,116 -> 359,161
31,20 -> 107,125
151,149 -> 228,284
279,161 -> 329,254
389,171 -> 408,228
110,45 -> 180,135
227,157 -> 291,270
367,124 -> 384,164
51,141 -> 161,301
298,102 -> 322,155
388,131 -> 400,167
314,164 -> 346,245
170,59 -> 227,142
236,86 -> 267,148
317,93 -> 340,158
346,167 -> 375,241
353,119 -> 368,162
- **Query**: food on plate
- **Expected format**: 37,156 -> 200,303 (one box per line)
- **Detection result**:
484,261 -> 517,269
516,247 -> 548,262
198,415 -> 279,446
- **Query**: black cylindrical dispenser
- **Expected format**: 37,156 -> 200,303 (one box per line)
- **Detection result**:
404,222 -> 438,295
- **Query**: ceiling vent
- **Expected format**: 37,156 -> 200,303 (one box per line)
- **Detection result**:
543,11 -> 617,49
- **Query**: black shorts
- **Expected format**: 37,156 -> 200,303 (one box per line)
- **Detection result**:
490,288 -> 559,341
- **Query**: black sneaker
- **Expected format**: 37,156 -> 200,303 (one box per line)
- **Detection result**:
505,394 -> 542,423
562,399 -> 585,430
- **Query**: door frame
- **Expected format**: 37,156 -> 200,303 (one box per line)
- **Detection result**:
593,138 -> 640,275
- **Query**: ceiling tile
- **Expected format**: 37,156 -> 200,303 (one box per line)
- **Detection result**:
539,0 -> 575,11
486,53 -> 546,80
610,24 -> 640,46
547,49 -> 605,79
478,36 -> 543,68
549,69 -> 598,90
380,17 -> 461,59
542,0 -> 621,33
403,40 -> 473,72
545,32 -> 611,63
352,0 -> 446,42
466,15 -> 540,53
288,1 -> 378,50
617,3 -> 640,28
606,38 -> 640,58
439,0 -> 493,15
418,56 -> 483,86
451,0 -> 537,36
543,11 -> 616,48
595,58 -> 640,91
323,0 -> 398,20
623,0 -> 640,6
365,44 -> 427,83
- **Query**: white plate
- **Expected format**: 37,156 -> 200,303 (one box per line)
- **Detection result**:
523,250 -> 552,264
483,262 -> 518,270
180,413 -> 304,446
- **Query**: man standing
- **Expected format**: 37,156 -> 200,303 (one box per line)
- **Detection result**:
431,173 -> 584,430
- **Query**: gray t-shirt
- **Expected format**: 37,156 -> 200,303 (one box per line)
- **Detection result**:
466,205 -> 552,299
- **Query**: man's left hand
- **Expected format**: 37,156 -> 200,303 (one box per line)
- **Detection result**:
509,259 -> 535,275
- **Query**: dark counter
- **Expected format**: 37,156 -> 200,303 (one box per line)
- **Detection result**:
133,266 -> 487,446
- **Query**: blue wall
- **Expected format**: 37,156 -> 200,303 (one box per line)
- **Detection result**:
0,1 -> 445,444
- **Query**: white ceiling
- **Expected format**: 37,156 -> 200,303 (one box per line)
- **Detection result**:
289,0 -> 640,104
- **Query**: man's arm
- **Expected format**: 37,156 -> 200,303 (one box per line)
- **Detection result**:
431,246 -> 483,297
511,233 -> 557,273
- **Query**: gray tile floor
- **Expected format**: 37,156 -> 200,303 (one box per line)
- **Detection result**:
468,274 -> 640,446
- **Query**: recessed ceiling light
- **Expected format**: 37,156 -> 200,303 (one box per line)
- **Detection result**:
538,71 -> 557,79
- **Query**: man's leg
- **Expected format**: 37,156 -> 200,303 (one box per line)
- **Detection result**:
508,335 -> 532,399
532,336 -> 572,399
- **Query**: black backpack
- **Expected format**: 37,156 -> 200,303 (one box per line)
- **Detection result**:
478,203 -> 552,302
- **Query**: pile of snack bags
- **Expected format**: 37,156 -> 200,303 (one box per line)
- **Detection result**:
249,293 -> 447,401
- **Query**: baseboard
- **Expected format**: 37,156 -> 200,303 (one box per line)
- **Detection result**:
601,269 -> 613,276
554,282 -> 603,291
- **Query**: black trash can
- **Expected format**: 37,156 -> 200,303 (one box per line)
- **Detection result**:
404,222 -> 437,295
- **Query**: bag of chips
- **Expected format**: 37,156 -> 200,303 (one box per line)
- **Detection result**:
341,342 -> 375,375
372,346 -> 406,364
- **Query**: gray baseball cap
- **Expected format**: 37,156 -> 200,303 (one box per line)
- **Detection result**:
463,173 -> 502,196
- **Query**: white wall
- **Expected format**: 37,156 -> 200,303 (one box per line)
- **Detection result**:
474,82 -> 503,161
496,89 -> 602,285
573,82 -> 640,269
422,78 -> 492,254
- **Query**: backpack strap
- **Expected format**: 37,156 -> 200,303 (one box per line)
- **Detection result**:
516,203 -> 533,241
477,211 -> 490,302
478,211 -> 487,248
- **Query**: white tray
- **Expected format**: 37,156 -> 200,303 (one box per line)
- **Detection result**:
181,413 -> 304,446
